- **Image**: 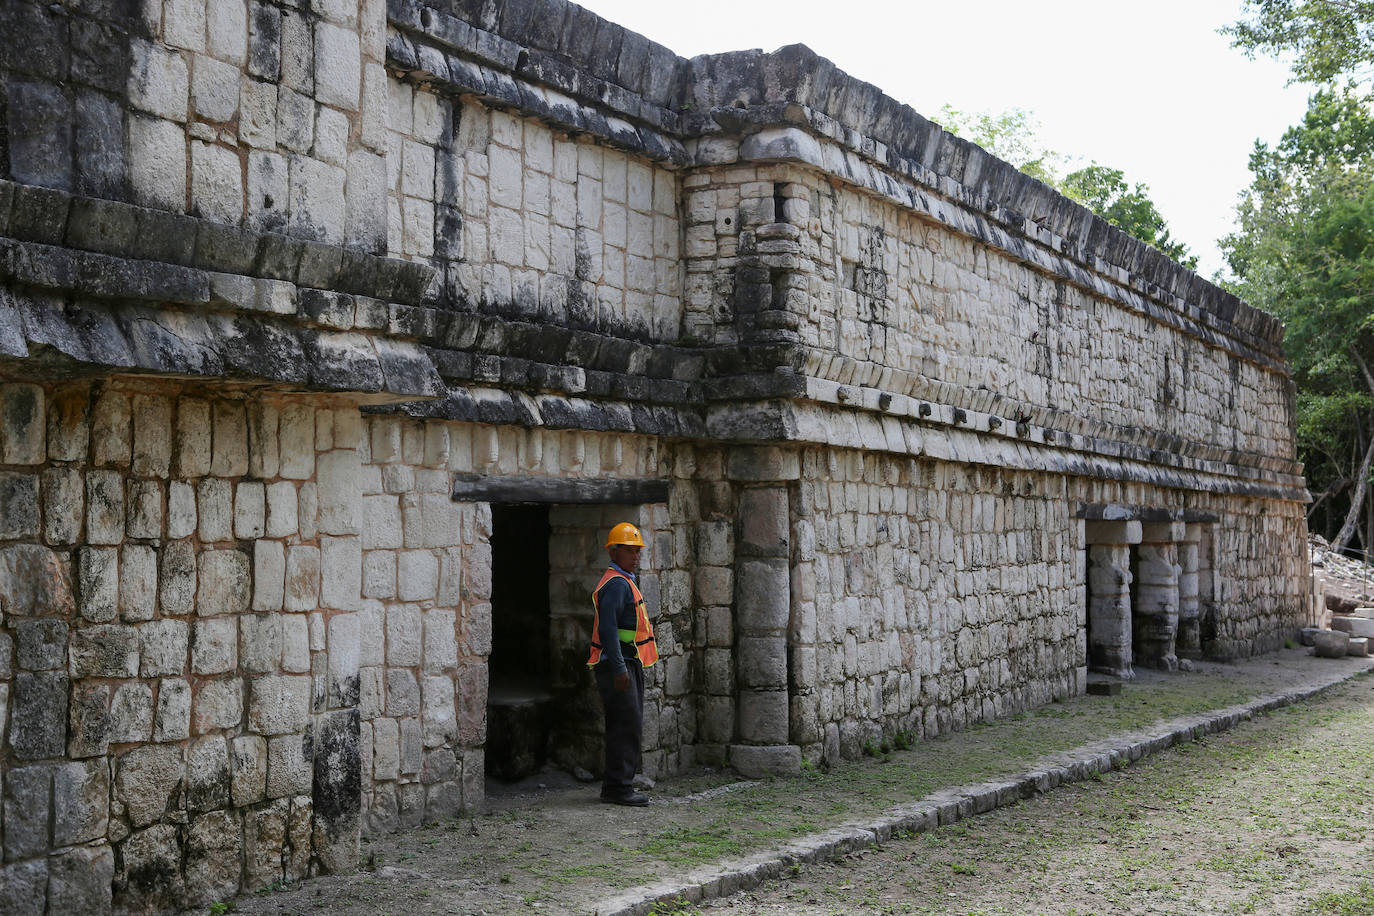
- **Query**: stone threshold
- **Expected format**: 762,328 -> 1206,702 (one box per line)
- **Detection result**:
596,656 -> 1374,916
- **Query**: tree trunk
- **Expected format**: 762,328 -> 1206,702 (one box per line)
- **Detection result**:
1333,351 -> 1374,555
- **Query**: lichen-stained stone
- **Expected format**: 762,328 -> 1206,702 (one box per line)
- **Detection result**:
116,823 -> 184,912
69,682 -> 110,758
235,481 -> 267,540
312,709 -> 361,873
328,612 -> 360,708
52,758 -> 109,846
85,469 -> 125,544
266,481 -> 299,537
186,736 -> 231,811
129,38 -> 189,120
140,619 -> 189,677
230,734 -> 268,806
290,154 -> 346,242
239,614 -> 282,673
160,539 -> 198,615
16,618 -> 67,670
78,543 -> 119,623
385,669 -> 419,717
70,624 -> 139,679
46,384 -> 91,462
193,677 -> 244,733
266,733 -> 312,797
192,617 -> 238,675
42,466 -> 83,545
197,476 -> 233,542
320,536 -> 361,610
248,675 -> 310,735
109,681 -> 155,743
185,810 -> 243,905
0,472 -> 40,539
120,544 -> 158,621
210,401 -> 249,476
245,798 -> 288,888
284,544 -> 321,611
197,549 -> 251,615
91,390 -> 132,466
1,384 -> 45,464
165,480 -> 196,540
46,844 -> 113,915
3,764 -> 53,860
116,743 -> 183,827
126,478 -> 164,539
131,394 -> 173,477
176,398 -> 212,477
316,450 -> 362,535
0,859 -> 48,916
154,678 -> 192,742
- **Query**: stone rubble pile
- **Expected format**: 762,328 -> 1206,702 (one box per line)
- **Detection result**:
1303,535 -> 1374,658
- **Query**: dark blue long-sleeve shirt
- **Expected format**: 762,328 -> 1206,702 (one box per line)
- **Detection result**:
595,562 -> 637,675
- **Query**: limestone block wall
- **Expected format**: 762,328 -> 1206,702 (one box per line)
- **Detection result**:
0,379 -> 384,912
2,0 -> 390,249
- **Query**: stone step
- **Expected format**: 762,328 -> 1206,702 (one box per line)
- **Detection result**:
1349,637 -> 1370,658
1330,615 -> 1374,638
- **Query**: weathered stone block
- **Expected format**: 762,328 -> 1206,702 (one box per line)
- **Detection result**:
386,669 -> 419,716
320,536 -> 361,610
160,539 -> 198,615
186,737 -> 231,811
362,550 -> 395,598
78,546 -> 119,622
120,544 -> 158,621
267,733 -> 312,797
312,709 -> 361,872
197,476 -> 233,542
131,394 -> 173,477
231,735 -> 268,805
245,798 -> 288,888
252,540 -> 286,612
198,549 -> 251,615
386,603 -> 422,667
186,810 -> 244,905
53,758 -> 110,846
176,398 -> 212,476
116,743 -> 184,827
193,617 -> 238,674
3,764 -> 52,860
0,860 -> 48,916
736,557 -> 790,632
47,845 -> 113,915
0,472 -> 40,539
42,467 -> 83,545
1,384 -> 45,464
85,470 -> 124,544
284,545 -> 321,611
70,625 -> 139,678
236,481 -> 267,539
249,675 -> 311,735
109,680 -> 155,743
168,481 -> 197,539
728,743 -> 801,777
117,824 -> 184,911
193,678 -> 244,733
397,549 -> 438,602
0,544 -> 74,617
328,612 -> 360,708
316,450 -> 362,535
69,682 -> 110,758
154,678 -> 192,742
314,22 -> 360,110
140,619 -> 189,676
16,618 -> 67,670
737,690 -> 790,745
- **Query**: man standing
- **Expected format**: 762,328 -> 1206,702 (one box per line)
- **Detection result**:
588,522 -> 658,806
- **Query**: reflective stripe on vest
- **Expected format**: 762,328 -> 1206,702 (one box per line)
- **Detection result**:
587,567 -> 658,668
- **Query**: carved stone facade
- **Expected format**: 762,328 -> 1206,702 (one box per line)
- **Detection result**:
0,0 -> 1310,910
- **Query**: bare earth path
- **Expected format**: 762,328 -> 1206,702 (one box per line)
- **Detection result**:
227,650 -> 1374,916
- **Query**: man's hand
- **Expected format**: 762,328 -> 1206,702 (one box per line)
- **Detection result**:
614,672 -> 629,692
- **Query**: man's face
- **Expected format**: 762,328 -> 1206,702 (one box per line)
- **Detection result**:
609,545 -> 642,573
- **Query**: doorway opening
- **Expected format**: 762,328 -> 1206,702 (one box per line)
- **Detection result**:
486,504 -> 552,782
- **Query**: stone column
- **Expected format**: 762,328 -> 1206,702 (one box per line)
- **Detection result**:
1176,524 -> 1202,659
1134,521 -> 1185,671
1084,517 -> 1141,678
727,447 -> 800,777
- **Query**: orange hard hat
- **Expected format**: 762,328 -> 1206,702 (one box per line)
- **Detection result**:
605,522 -> 645,549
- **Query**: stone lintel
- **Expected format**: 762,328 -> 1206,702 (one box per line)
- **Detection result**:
726,446 -> 800,482
1084,520 -> 1142,546
1140,521 -> 1187,543
728,744 -> 801,778
450,474 -> 669,505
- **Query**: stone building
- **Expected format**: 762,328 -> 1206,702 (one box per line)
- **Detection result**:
0,0 -> 1311,909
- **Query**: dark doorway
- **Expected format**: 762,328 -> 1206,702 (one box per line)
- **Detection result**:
487,504 -> 553,782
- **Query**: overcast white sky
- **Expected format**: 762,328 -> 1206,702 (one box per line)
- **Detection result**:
575,0 -> 1312,279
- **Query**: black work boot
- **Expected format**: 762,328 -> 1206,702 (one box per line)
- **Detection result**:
600,790 -> 649,806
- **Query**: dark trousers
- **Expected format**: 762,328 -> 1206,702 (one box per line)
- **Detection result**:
594,656 -> 644,794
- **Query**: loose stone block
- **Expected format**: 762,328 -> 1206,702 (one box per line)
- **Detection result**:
197,549 -> 251,615
116,743 -> 184,827
1313,629 -> 1350,659
120,544 -> 159,621
78,546 -> 119,622
193,617 -> 238,674
109,681 -> 155,743
248,675 -> 311,735
154,678 -> 192,742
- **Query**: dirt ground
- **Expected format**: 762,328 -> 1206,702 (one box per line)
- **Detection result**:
224,649 -> 1374,916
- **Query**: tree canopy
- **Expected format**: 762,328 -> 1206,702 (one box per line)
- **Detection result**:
1225,0 -> 1374,86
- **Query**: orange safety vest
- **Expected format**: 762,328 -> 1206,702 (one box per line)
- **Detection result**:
587,567 -> 658,668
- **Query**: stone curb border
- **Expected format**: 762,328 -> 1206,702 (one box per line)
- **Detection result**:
596,659 -> 1374,916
